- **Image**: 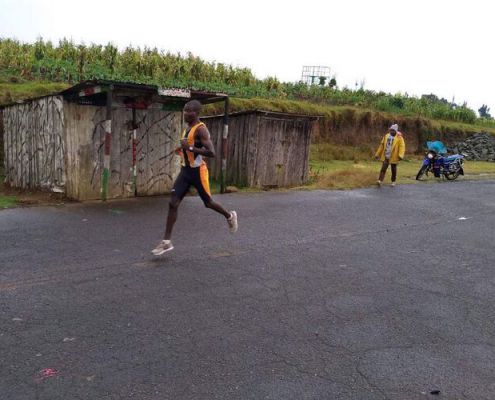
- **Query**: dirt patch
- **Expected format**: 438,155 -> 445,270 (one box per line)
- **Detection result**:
312,168 -> 378,190
0,182 -> 73,208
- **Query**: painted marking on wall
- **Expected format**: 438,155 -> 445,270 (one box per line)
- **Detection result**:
158,88 -> 191,98
79,86 -> 102,97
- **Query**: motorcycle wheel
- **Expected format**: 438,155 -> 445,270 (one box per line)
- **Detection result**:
416,165 -> 429,180
444,171 -> 460,180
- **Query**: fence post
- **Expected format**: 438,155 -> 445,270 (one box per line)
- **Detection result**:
132,108 -> 138,196
101,86 -> 113,201
220,97 -> 229,194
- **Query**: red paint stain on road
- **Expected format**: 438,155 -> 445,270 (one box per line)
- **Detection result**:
34,368 -> 59,383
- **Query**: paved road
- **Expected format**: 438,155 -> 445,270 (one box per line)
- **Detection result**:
1,180 -> 495,400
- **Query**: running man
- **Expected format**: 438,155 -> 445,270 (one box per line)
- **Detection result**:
375,123 -> 406,187
152,100 -> 238,255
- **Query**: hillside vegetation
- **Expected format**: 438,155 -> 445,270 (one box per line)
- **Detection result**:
1,38 -> 494,131
2,77 -> 494,156
1,38 -> 495,204
1,37 -> 494,166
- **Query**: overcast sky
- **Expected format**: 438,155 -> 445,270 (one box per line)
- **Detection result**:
1,0 -> 493,111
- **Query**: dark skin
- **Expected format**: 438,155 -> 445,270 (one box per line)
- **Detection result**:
164,103 -> 231,240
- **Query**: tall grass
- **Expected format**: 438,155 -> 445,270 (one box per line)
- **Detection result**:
308,158 -> 495,190
0,37 -> 493,127
311,143 -> 374,162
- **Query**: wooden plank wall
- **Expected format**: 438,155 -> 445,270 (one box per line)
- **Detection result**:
253,115 -> 312,188
203,112 -> 313,188
2,96 -> 65,190
0,110 -> 4,171
0,110 -> 5,167
135,109 -> 182,196
204,113 -> 257,187
64,102 -> 181,200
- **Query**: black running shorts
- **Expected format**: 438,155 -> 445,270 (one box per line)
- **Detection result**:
171,165 -> 211,204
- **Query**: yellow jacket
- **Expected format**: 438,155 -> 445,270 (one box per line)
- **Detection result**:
375,132 -> 406,164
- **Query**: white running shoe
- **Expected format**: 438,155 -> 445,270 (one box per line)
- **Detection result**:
377,180 -> 382,187
391,182 -> 396,187
227,211 -> 238,234
151,240 -> 174,255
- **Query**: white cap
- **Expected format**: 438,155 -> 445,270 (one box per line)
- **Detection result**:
389,124 -> 399,132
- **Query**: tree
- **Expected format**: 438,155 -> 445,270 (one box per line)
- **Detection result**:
478,104 -> 492,119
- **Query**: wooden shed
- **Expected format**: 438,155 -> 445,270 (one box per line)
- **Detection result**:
1,81 -> 317,199
203,111 -> 317,188
1,80 -> 228,200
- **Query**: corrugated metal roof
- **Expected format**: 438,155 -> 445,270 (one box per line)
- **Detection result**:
61,79 -> 228,102
1,79 -> 228,109
202,109 -> 321,120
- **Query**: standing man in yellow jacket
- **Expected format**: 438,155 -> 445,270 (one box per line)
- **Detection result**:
375,124 -> 406,187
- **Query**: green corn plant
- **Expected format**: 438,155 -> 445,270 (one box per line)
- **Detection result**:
0,37 -> 493,127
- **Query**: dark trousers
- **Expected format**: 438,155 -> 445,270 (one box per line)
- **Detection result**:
379,160 -> 397,182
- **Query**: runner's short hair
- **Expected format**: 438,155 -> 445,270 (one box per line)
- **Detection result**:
185,100 -> 202,113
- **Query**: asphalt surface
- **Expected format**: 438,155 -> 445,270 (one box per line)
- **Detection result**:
1,180 -> 495,400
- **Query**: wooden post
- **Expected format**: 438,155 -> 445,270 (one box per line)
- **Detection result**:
132,108 -> 137,196
101,87 -> 113,201
220,97 -> 229,194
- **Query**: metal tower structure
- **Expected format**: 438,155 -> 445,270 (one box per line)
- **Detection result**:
301,66 -> 332,86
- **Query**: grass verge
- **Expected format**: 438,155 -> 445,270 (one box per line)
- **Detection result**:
308,143 -> 495,189
0,167 -> 17,208
0,166 -> 69,209
0,195 -> 17,208
308,157 -> 495,189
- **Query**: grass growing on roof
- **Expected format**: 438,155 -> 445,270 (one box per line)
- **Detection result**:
1,37 -> 494,128
1,72 -> 494,137
0,81 -> 69,104
205,98 -> 495,136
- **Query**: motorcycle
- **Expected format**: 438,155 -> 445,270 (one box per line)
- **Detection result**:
416,141 -> 465,181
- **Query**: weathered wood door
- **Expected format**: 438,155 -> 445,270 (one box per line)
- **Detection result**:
3,96 -> 65,190
255,116 -> 311,188
135,110 -> 181,196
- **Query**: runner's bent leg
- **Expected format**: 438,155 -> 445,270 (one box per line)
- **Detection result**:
205,199 -> 231,218
164,194 -> 182,240
194,166 -> 231,219
164,168 -> 190,240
